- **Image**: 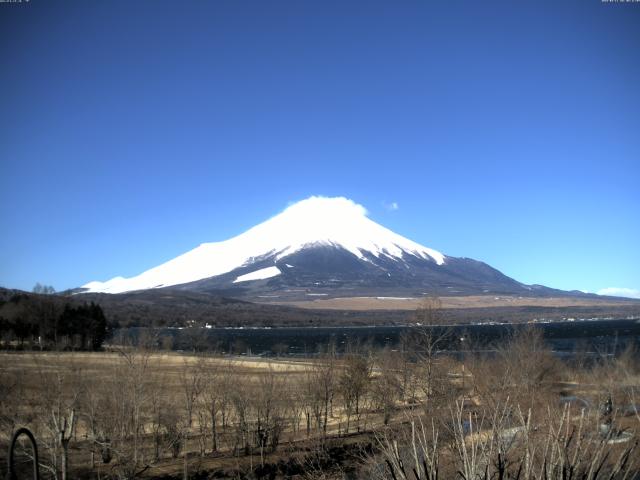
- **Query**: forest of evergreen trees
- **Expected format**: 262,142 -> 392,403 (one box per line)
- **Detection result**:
0,292 -> 109,350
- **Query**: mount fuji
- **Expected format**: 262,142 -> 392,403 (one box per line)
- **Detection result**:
81,196 -> 567,300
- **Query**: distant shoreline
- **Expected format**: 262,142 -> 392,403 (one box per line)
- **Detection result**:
161,315 -> 640,330
260,294 -> 640,311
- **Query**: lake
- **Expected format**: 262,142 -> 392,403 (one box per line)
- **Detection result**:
117,318 -> 640,357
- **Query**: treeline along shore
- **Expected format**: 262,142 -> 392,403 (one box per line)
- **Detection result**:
0,291 -> 109,351
2,287 -> 640,336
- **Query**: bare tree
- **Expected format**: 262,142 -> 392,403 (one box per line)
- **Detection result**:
414,295 -> 443,327
177,357 -> 204,479
375,415 -> 440,480
372,349 -> 403,425
32,356 -> 83,480
81,372 -> 111,468
339,352 -> 371,434
180,358 -> 203,429
0,361 -> 24,443
253,366 -> 286,465
305,347 -> 337,438
375,399 -> 639,480
200,357 -> 234,453
99,348 -> 154,479
467,326 -> 560,418
405,295 -> 456,414
283,372 -> 305,436
33,283 -> 56,295
229,375 -> 253,456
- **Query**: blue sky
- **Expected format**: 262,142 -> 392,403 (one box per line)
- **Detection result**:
1,0 -> 638,296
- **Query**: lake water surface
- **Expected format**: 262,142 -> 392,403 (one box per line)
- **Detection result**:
119,318 -> 640,356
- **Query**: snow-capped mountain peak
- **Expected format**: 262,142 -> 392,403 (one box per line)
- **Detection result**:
242,196 -> 445,264
82,196 -> 445,294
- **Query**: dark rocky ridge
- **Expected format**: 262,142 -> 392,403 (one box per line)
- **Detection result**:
169,245 -> 594,302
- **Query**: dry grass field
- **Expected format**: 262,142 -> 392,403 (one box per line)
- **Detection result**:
1,330 -> 639,479
265,294 -> 640,311
0,350 -> 382,479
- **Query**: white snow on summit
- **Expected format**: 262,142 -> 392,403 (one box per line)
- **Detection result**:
597,287 -> 640,299
82,196 -> 446,294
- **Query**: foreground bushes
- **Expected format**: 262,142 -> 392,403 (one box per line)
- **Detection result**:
1,327 -> 639,479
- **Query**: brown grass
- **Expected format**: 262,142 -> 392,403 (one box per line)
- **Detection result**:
261,294 -> 638,311
2,340 -> 638,479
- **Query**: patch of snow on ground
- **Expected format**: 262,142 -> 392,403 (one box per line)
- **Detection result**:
233,266 -> 281,283
376,297 -> 415,300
